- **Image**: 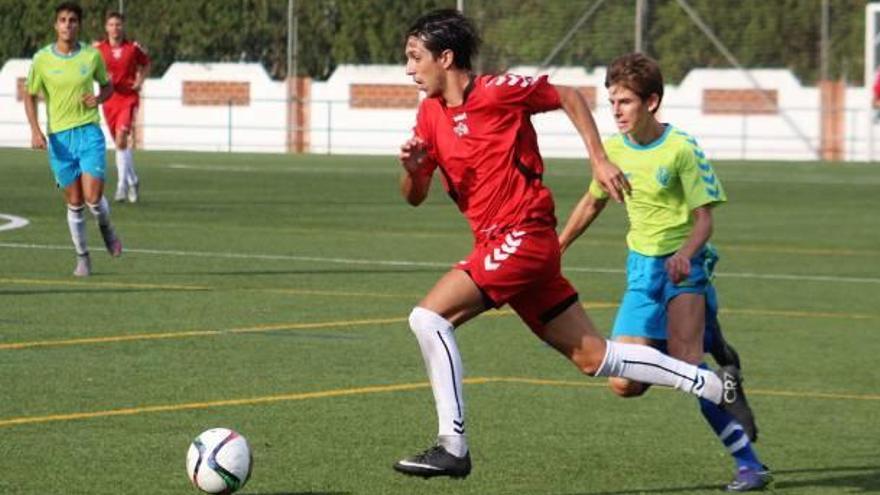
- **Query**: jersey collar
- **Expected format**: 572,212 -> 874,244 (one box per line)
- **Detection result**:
51,41 -> 82,59
622,123 -> 672,151
441,73 -> 476,109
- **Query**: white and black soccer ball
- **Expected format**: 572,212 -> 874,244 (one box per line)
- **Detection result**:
186,427 -> 252,494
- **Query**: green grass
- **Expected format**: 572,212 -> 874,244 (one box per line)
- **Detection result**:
0,147 -> 878,494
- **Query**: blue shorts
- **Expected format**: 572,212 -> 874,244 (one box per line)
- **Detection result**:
48,123 -> 106,188
611,246 -> 720,343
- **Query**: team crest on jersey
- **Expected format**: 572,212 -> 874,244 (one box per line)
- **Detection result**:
452,113 -> 469,137
655,166 -> 671,187
112,47 -> 123,59
79,64 -> 88,75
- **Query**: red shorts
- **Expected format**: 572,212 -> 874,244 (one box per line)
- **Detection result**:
456,226 -> 579,335
102,93 -> 139,137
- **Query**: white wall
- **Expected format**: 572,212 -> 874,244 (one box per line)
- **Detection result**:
2,59 -> 878,161
144,63 -> 288,152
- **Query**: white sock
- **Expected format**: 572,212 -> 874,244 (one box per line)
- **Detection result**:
408,307 -> 468,457
124,148 -> 138,185
115,149 -> 127,190
87,196 -> 112,228
66,204 -> 87,255
595,340 -> 722,404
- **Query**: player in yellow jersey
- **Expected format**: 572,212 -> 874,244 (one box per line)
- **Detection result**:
24,2 -> 122,276
559,53 -> 770,492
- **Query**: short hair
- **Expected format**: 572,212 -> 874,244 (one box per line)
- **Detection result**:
605,53 -> 664,112
406,9 -> 481,71
106,11 -> 124,22
55,1 -> 83,21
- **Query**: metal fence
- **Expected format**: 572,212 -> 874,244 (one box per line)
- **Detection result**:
3,91 -> 878,162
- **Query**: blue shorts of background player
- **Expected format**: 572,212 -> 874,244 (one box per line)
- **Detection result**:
611,245 -> 719,350
47,123 -> 106,188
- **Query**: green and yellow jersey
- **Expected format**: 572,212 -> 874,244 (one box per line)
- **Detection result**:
26,42 -> 109,134
589,124 -> 726,256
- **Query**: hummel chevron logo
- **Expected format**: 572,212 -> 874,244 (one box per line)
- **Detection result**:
483,230 -> 526,271
504,230 -> 525,247
453,419 -> 465,434
692,374 -> 706,394
484,255 -> 500,271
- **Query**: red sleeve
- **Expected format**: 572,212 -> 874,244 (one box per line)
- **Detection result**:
480,74 -> 561,113
873,71 -> 880,99
134,42 -> 151,66
412,101 -> 438,177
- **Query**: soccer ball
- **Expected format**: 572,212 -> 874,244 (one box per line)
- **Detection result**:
186,427 -> 252,494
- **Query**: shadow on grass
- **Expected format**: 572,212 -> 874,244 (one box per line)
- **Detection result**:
563,484 -> 720,495
242,492 -> 352,495
164,268 -> 442,277
774,464 -> 880,492
563,464 -> 880,494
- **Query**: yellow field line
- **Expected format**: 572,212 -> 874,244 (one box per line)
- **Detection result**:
7,276 -> 870,322
266,288 -> 410,298
721,308 -> 877,320
0,317 -> 407,350
1,300 -> 876,352
0,277 -> 209,291
0,381 -> 434,428
1,376 -> 875,429
493,377 -> 880,401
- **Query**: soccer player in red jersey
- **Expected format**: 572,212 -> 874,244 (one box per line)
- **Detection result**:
392,9 -> 757,479
94,11 -> 150,203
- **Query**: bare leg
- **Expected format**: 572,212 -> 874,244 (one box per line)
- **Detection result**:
81,173 -> 121,257
539,303 -> 723,401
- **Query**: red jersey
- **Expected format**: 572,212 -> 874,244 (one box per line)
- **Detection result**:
414,74 -> 562,242
94,39 -> 150,95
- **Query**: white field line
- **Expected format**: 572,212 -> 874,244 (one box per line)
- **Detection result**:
164,162 -> 880,186
0,214 -> 29,232
1,241 -> 879,285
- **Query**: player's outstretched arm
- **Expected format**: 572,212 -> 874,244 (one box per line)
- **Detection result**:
83,82 -> 113,108
399,136 -> 432,206
23,93 -> 46,150
556,86 -> 631,203
558,191 -> 608,253
665,206 -> 713,283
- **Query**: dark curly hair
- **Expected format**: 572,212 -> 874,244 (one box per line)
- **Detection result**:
406,9 -> 481,71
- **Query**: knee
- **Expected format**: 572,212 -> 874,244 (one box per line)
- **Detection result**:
608,377 -> 648,398
85,200 -> 101,214
408,306 -> 451,335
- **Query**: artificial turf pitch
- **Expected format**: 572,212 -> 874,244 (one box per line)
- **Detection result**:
0,148 -> 877,494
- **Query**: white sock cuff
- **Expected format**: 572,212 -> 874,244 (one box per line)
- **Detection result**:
67,204 -> 85,213
409,307 -> 454,334
86,197 -> 108,213
594,340 -> 616,377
